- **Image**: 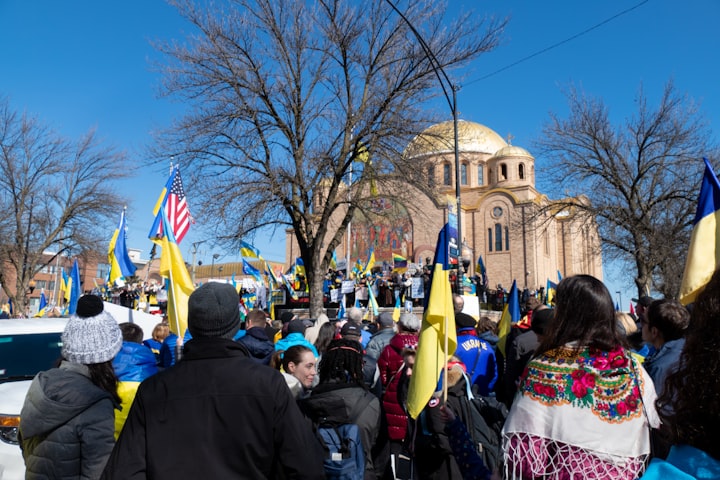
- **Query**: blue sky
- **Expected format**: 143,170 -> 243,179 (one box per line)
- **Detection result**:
2,0 -> 718,307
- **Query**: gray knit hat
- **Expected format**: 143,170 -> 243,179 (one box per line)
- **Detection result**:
188,282 -> 240,338
62,295 -> 122,364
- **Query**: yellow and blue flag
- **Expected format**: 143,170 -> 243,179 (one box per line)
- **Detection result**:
68,259 -> 82,315
283,274 -> 299,301
497,280 -> 520,357
34,290 -> 47,317
362,249 -> 375,276
368,283 -> 379,317
240,241 -> 261,259
158,206 -> 195,337
680,158 -> 720,304
330,250 -> 338,270
294,257 -> 306,277
242,259 -> 262,281
60,269 -> 70,304
108,209 -> 137,286
407,223 -> 457,419
546,279 -> 558,306
392,290 -> 402,322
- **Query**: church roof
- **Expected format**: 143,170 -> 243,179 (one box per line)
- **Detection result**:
493,145 -> 533,158
405,120 -> 508,158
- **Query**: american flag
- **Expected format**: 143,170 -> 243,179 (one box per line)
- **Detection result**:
150,166 -> 192,244
166,169 -> 192,243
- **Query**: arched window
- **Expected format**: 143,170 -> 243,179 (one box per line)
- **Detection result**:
495,224 -> 503,252
477,164 -> 484,185
519,163 -> 525,179
443,163 -> 451,185
428,165 -> 435,187
500,163 -> 507,181
488,228 -> 493,252
505,226 -> 510,250
461,163 -> 468,185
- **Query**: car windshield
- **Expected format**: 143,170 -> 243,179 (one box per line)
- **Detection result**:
0,333 -> 63,380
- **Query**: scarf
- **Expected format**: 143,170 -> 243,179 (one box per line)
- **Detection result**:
502,345 -> 660,480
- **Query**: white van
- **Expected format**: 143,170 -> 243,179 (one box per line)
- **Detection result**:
0,305 -> 161,480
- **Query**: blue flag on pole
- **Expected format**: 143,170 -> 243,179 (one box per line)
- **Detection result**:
68,259 -> 82,315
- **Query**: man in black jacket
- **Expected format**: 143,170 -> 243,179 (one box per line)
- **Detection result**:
238,309 -> 275,365
102,283 -> 324,479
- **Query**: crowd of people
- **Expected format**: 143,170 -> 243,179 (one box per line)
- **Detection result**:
15,269 -> 720,479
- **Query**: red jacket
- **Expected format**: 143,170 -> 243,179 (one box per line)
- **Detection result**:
378,332 -> 418,441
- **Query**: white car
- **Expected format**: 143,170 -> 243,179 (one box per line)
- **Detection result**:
0,317 -> 68,480
0,306 -> 160,480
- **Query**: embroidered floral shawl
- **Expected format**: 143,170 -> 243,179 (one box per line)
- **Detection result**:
502,345 -> 660,480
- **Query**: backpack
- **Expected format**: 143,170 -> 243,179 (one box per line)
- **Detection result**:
304,392 -> 374,480
461,388 -> 509,472
317,423 -> 365,480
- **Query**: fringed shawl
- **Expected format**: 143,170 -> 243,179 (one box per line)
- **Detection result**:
502,345 -> 660,480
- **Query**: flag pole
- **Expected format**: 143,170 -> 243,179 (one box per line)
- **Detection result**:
443,312 -> 449,404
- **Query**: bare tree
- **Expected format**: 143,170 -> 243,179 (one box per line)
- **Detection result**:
534,81 -> 717,299
0,99 -> 129,313
153,0 -> 506,315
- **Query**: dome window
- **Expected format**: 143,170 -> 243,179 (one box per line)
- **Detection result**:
443,163 -> 452,186
461,163 -> 468,185
500,163 -> 507,181
519,163 -> 525,180
477,164 -> 484,186
427,165 -> 436,187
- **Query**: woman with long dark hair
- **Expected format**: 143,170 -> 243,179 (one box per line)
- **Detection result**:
502,275 -> 660,479
640,269 -> 720,478
20,295 -> 123,478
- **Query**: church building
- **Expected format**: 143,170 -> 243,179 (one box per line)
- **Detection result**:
287,119 -> 603,293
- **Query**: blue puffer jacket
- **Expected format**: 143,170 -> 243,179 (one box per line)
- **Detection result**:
112,342 -> 159,438
113,342 -> 159,382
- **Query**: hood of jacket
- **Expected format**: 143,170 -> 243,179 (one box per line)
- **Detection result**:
388,332 -> 418,352
113,341 -> 159,382
20,362 -> 113,439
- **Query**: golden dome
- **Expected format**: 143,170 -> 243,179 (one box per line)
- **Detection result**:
405,120 -> 508,158
493,145 -> 533,158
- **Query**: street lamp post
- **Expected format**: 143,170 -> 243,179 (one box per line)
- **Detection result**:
211,253 -> 220,279
384,0 -> 462,292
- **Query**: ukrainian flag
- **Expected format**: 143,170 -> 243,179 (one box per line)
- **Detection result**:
33,290 -> 47,317
362,249 -> 375,276
546,279 -> 558,306
158,206 -> 195,337
497,280 -> 520,357
680,158 -> 720,305
108,209 -> 137,286
406,223 -> 457,419
240,241 -> 261,259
